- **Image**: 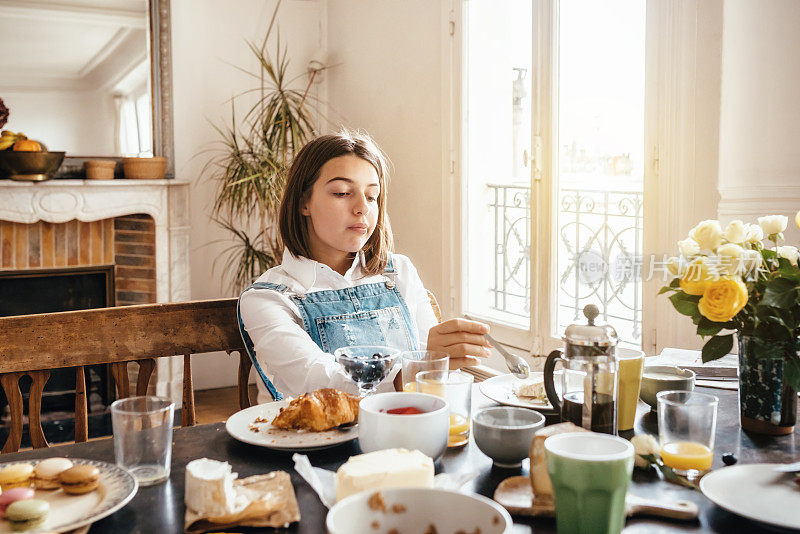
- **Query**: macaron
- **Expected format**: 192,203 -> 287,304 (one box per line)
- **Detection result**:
33,457 -> 73,490
0,464 -> 33,491
0,487 -> 34,514
5,499 -> 49,531
59,464 -> 100,494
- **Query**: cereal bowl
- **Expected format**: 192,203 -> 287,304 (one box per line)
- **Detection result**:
326,487 -> 512,534
640,365 -> 695,410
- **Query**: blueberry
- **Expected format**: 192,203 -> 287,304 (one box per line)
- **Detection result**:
722,453 -> 737,466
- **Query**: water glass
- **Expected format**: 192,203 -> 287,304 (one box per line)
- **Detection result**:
657,390 -> 718,476
334,345 -> 399,397
400,350 -> 449,392
416,370 -> 473,447
111,396 -> 174,486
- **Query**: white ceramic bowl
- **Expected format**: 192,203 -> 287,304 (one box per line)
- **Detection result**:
326,487 -> 513,534
358,392 -> 449,459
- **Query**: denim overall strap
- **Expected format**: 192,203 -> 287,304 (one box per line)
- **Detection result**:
290,254 -> 419,354
237,282 -> 285,401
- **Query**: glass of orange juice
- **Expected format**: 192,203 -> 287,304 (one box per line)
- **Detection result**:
400,351 -> 449,392
657,390 -> 718,476
416,370 -> 473,447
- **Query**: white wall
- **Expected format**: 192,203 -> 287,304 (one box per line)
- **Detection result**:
171,0 -> 326,389
325,0 -> 447,304
2,90 -> 116,155
717,0 -> 800,243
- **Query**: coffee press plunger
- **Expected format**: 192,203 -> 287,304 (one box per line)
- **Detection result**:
543,304 -> 620,434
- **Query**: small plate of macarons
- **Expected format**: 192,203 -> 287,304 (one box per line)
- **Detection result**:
0,457 -> 137,532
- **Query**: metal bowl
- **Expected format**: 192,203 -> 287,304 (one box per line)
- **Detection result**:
0,151 -> 65,181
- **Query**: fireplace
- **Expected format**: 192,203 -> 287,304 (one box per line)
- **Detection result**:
0,266 -> 117,445
0,179 -> 192,410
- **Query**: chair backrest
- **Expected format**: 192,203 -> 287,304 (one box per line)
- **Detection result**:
0,298 -> 244,453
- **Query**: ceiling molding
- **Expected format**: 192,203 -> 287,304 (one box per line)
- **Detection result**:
79,27 -> 133,78
0,1 -> 146,28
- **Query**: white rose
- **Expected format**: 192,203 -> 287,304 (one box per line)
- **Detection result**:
717,243 -> 745,275
677,238 -> 700,259
744,223 -> 764,244
724,220 -> 746,243
689,220 -> 723,251
739,249 -> 762,276
758,215 -> 788,236
631,434 -> 660,469
778,245 -> 799,266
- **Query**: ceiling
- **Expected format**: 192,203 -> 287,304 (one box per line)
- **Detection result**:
0,0 -> 148,92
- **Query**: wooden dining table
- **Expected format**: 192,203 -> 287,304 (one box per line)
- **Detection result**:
1,385 -> 797,533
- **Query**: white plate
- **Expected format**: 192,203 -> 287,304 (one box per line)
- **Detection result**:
0,458 -> 137,533
699,464 -> 800,530
226,400 -> 358,451
479,373 -> 554,412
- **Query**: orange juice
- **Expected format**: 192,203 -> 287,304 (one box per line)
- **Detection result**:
403,382 -> 416,392
448,414 -> 470,447
660,441 -> 713,471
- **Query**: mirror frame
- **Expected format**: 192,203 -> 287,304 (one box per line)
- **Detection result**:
55,0 -> 175,179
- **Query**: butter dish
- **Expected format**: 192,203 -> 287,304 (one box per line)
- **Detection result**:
184,458 -> 300,533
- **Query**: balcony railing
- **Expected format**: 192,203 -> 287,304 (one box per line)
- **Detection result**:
488,184 -> 643,346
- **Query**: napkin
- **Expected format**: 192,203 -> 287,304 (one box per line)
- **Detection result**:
184,471 -> 300,533
292,453 -> 479,508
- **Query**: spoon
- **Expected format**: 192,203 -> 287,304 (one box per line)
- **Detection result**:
463,314 -> 530,379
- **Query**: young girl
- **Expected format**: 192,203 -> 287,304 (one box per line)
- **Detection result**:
238,129 -> 491,403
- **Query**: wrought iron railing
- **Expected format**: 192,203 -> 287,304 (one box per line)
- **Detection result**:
488,184 -> 643,346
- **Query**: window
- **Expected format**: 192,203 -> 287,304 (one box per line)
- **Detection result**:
462,0 -> 646,350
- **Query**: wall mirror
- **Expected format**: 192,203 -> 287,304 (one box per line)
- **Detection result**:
0,0 -> 174,178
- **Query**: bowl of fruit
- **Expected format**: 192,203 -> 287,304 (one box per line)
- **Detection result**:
0,131 -> 64,181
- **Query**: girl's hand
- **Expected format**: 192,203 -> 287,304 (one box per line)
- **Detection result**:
427,318 -> 491,369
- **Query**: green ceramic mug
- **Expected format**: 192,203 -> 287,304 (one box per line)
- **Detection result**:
545,432 -> 634,534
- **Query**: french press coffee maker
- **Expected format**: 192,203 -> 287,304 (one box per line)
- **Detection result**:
543,304 -> 619,434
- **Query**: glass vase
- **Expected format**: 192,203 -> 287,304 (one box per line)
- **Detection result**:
737,335 -> 797,435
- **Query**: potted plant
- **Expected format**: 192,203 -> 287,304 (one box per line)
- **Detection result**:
203,3 -> 324,291
660,213 -> 800,435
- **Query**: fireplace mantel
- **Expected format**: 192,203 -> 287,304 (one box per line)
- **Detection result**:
0,179 -> 191,403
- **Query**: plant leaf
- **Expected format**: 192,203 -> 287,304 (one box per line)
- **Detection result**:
669,292 -> 700,317
696,318 -> 723,337
762,277 -> 799,309
702,334 -> 733,363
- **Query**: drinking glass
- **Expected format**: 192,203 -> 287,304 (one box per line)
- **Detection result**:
416,370 -> 473,447
400,350 -> 449,392
334,345 -> 399,397
657,390 -> 719,476
110,396 -> 174,486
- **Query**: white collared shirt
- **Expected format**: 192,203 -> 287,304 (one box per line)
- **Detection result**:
239,250 -> 438,402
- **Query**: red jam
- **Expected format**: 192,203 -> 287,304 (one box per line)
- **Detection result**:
382,406 -> 425,415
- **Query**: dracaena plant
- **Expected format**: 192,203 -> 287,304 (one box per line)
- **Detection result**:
659,212 -> 800,390
202,1 -> 326,291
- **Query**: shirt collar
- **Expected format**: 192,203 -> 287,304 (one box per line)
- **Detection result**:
281,249 -> 364,291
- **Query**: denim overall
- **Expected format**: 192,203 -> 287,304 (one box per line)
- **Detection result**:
236,255 -> 420,401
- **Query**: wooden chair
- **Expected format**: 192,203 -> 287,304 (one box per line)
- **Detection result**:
0,298 -> 244,453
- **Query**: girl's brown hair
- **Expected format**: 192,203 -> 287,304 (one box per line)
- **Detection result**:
278,129 -> 393,275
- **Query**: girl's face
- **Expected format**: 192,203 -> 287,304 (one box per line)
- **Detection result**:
302,155 -> 381,267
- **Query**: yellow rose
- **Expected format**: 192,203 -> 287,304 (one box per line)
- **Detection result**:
698,277 -> 748,323
679,259 -> 716,296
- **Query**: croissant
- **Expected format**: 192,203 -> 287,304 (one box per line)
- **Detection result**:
271,388 -> 360,432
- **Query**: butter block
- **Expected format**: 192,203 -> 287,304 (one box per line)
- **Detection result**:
185,458 -> 240,517
529,422 -> 589,501
335,448 -> 434,501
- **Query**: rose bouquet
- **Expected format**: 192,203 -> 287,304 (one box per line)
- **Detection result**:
660,213 -> 800,433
